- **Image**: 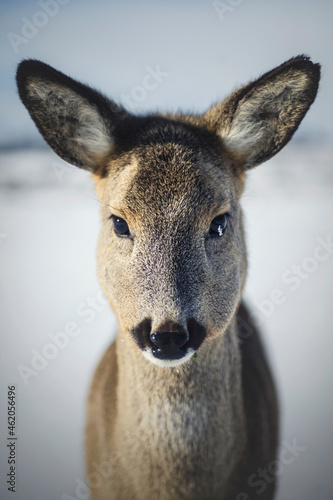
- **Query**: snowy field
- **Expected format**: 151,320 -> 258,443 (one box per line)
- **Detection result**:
0,145 -> 332,500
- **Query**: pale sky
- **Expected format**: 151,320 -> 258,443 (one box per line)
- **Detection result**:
1,0 -> 332,146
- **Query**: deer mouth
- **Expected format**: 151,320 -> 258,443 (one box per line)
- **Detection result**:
131,318 -> 206,367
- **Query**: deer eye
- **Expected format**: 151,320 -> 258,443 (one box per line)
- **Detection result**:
209,214 -> 228,237
111,216 -> 130,237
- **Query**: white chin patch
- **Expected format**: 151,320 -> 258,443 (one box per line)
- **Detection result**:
142,348 -> 196,367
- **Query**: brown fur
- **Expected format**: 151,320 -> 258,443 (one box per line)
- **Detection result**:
16,55 -> 320,499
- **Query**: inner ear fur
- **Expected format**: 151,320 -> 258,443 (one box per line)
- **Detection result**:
16,59 -> 129,172
203,55 -> 320,169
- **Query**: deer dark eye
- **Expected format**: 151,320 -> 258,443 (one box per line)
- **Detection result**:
209,214 -> 228,237
111,216 -> 130,237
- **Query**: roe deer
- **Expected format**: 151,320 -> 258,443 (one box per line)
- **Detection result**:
16,55 -> 320,499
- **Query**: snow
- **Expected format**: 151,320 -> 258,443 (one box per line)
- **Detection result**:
0,144 -> 332,499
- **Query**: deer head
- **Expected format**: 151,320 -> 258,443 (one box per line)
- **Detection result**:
16,56 -> 320,367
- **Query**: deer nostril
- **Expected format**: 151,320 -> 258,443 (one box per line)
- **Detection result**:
131,318 -> 206,362
150,331 -> 189,349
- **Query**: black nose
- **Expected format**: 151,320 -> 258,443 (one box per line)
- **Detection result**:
150,329 -> 189,360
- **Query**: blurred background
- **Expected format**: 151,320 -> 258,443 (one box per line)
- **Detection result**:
0,1 -> 332,499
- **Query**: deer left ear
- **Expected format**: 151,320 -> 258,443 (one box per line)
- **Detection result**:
204,55 -> 321,169
16,59 -> 129,173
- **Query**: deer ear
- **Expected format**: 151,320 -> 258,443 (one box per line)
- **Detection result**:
16,59 -> 129,172
204,55 -> 320,169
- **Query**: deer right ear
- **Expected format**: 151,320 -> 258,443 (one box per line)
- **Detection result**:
16,59 -> 129,172
204,55 -> 320,169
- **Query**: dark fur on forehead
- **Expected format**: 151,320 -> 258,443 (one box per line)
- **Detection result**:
111,114 -> 224,160
104,115 -> 235,218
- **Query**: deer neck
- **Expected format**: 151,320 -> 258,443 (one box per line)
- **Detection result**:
115,317 -> 246,453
